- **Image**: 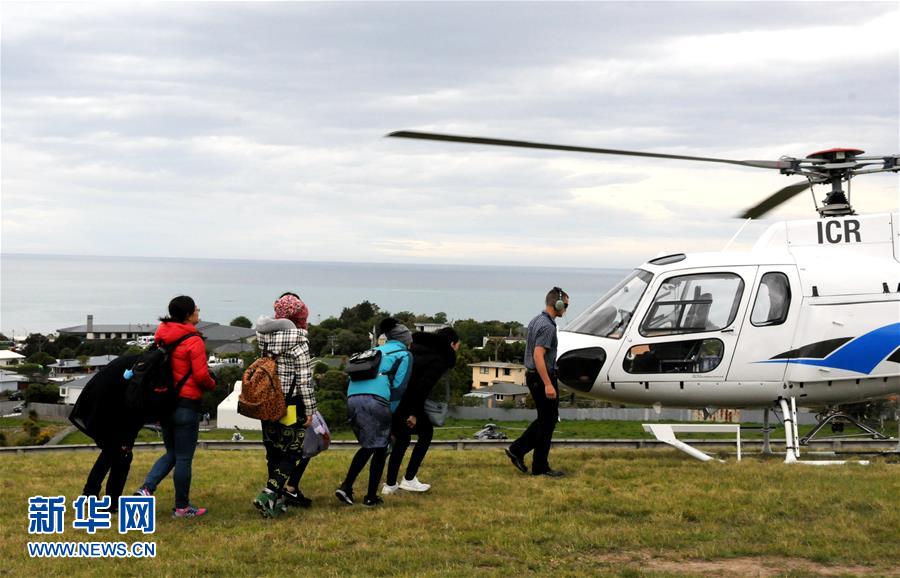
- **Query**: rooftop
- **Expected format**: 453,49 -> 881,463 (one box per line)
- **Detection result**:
58,323 -> 156,334
49,355 -> 118,369
479,382 -> 529,395
467,361 -> 526,369
63,375 -> 94,390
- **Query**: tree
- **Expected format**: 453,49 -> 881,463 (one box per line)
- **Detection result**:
391,311 -> 418,332
230,316 -> 252,328
24,383 -> 60,403
334,329 -> 369,355
446,344 -> 476,402
307,325 -> 330,357
22,333 -> 56,358
58,347 -> 76,360
26,351 -> 56,367
315,369 -> 349,431
202,365 -> 242,418
433,312 -> 448,324
54,334 -> 82,352
339,301 -> 379,328
317,369 -> 349,396
453,319 -> 488,348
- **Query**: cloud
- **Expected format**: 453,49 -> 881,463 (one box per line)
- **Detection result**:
1,2 -> 897,268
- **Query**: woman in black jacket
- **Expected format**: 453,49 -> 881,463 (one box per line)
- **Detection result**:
382,327 -> 459,494
70,354 -> 146,512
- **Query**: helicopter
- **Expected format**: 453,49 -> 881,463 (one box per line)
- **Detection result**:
388,130 -> 900,463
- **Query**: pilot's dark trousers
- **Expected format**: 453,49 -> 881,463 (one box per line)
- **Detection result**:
509,372 -> 559,474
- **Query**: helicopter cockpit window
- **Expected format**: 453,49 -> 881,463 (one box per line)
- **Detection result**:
566,269 -> 653,339
640,273 -> 744,336
623,339 -> 725,374
750,272 -> 791,326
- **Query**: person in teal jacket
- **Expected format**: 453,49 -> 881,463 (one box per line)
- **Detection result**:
336,318 -> 412,507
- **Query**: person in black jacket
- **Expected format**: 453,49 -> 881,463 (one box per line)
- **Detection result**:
69,354 -> 146,512
382,327 -> 459,495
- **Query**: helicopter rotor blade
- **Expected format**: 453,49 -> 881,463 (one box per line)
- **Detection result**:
739,180 -> 813,219
388,130 -> 790,170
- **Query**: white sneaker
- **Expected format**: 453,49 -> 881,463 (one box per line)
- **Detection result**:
381,483 -> 400,496
399,477 -> 431,492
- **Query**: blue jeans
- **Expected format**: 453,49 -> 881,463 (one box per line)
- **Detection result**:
142,403 -> 200,509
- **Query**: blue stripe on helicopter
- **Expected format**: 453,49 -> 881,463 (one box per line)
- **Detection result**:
760,322 -> 900,375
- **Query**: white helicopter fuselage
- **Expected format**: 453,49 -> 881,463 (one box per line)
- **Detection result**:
557,212 -> 900,409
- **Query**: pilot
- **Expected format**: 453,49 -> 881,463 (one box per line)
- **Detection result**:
505,287 -> 568,477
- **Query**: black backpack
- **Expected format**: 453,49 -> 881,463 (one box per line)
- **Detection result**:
124,332 -> 201,420
346,348 -> 383,381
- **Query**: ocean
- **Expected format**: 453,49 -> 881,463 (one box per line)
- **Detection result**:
0,254 -> 629,336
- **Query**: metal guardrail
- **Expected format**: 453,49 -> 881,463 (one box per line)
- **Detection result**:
1,438 -> 897,454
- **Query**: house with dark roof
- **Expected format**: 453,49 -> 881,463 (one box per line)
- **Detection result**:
58,315 -> 156,341
464,381 -> 530,408
48,355 -> 118,377
57,316 -> 257,352
195,322 -> 256,351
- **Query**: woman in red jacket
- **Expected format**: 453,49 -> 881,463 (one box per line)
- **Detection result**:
134,296 -> 216,518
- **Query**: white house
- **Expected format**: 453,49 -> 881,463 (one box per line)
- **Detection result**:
58,375 -> 92,405
0,350 -> 26,367
216,381 -> 262,431
0,370 -> 28,394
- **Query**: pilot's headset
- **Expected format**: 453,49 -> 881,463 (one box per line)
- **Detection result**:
552,287 -> 567,313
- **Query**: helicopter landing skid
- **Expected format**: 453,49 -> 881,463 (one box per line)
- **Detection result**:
778,397 -> 869,466
799,408 -> 890,445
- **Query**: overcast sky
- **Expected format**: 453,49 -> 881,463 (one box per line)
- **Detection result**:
2,1 -> 898,268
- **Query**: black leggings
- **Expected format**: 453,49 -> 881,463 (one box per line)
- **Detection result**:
287,456 -> 310,489
263,421 -> 306,494
83,444 -> 134,508
341,447 -> 387,499
385,411 -> 433,486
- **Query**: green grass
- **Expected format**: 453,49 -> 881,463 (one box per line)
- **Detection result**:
2,448 -> 898,576
55,418 -> 897,446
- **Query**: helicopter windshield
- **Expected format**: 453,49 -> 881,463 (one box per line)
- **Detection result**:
566,269 -> 652,339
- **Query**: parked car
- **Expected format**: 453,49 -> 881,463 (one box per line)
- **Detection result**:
207,355 -> 243,372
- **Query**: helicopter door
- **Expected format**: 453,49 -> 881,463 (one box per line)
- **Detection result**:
609,268 -> 755,384
727,267 -> 801,382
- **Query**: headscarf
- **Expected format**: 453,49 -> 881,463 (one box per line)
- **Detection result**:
273,293 -> 309,330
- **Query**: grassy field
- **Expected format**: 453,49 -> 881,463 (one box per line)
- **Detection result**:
53,417 -> 894,446
2,448 -> 898,577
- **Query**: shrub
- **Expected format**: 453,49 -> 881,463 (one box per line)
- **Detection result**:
22,419 -> 41,438
24,383 -> 60,404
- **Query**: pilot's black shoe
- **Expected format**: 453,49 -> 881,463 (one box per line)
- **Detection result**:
284,489 -> 312,508
532,469 -> 565,478
505,447 -> 528,474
